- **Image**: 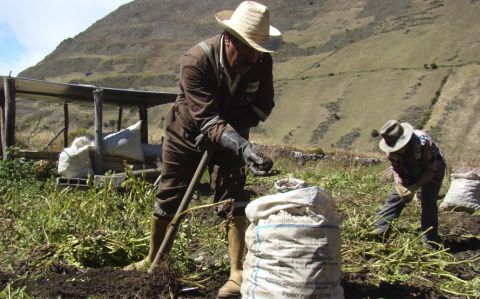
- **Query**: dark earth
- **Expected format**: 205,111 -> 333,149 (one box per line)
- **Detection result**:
1,209 -> 478,299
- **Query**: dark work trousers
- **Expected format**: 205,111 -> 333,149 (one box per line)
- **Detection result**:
375,179 -> 443,240
153,108 -> 249,220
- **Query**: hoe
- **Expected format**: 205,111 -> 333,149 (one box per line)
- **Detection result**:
149,145 -> 214,273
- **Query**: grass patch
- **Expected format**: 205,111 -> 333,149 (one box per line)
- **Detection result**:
0,153 -> 478,297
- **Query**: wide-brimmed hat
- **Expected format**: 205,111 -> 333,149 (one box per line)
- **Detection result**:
215,1 -> 282,53
378,120 -> 414,153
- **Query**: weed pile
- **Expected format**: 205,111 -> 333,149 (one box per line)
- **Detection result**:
0,153 -> 478,298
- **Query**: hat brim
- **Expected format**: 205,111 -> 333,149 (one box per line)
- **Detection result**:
215,10 -> 282,53
379,122 -> 414,153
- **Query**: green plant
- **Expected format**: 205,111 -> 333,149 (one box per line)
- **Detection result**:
0,285 -> 33,299
0,155 -> 42,193
0,154 -> 478,298
312,147 -> 325,156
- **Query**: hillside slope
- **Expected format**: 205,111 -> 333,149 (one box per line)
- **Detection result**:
17,0 -> 480,164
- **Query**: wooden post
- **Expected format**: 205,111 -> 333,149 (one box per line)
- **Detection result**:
94,88 -> 104,174
3,78 -> 15,160
117,107 -> 123,132
138,103 -> 148,144
63,103 -> 69,148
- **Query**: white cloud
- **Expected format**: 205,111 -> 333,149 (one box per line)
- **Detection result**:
0,0 -> 132,76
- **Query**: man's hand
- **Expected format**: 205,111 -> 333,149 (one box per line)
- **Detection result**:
218,130 -> 274,175
256,153 -> 273,172
395,183 -> 415,202
243,145 -> 273,175
242,143 -> 262,165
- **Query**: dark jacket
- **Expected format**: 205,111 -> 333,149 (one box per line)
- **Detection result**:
170,34 -> 275,145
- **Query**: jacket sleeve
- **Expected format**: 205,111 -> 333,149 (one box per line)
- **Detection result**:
414,139 -> 445,187
253,53 -> 275,121
179,53 -> 233,144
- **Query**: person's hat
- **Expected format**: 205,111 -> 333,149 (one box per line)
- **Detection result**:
215,1 -> 282,53
378,120 -> 414,153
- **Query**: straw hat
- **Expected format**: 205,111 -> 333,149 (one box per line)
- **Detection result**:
378,120 -> 414,153
215,1 -> 282,53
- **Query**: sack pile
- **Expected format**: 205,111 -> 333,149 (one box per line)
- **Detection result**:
57,121 -> 148,178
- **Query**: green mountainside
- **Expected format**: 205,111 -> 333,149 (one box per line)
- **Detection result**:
18,0 -> 480,165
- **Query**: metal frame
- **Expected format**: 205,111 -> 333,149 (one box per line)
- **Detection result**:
0,76 -> 176,174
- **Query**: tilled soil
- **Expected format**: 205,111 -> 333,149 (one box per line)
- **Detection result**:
1,210 -> 478,299
1,262 -> 225,299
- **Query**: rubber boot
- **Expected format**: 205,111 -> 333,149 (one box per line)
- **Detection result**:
124,215 -> 170,271
218,216 -> 247,298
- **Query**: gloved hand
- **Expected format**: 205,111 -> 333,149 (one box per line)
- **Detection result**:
245,149 -> 273,176
242,143 -> 264,166
395,183 -> 416,202
219,130 -> 273,175
256,153 -> 274,172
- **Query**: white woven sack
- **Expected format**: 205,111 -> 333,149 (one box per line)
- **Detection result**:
440,172 -> 480,213
242,186 -> 344,299
71,136 -> 94,148
57,145 -> 93,178
103,121 -> 145,161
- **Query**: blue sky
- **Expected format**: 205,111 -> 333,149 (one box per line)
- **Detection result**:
0,0 -> 132,76
0,21 -> 27,64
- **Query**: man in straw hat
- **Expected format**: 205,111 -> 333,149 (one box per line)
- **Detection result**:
374,120 -> 446,248
126,1 -> 281,296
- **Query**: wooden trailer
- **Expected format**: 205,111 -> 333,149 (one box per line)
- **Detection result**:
0,76 -> 176,187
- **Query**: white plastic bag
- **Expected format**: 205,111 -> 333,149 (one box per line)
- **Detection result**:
57,137 -> 94,178
71,136 -> 94,148
242,186 -> 344,299
103,121 -> 145,161
440,172 -> 480,213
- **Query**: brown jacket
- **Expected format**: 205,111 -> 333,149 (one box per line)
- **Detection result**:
170,34 -> 275,145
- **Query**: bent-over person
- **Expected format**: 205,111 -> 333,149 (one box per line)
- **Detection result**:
375,120 -> 446,248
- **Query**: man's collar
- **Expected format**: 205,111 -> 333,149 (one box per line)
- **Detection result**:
219,34 -> 245,95
219,34 -> 226,72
